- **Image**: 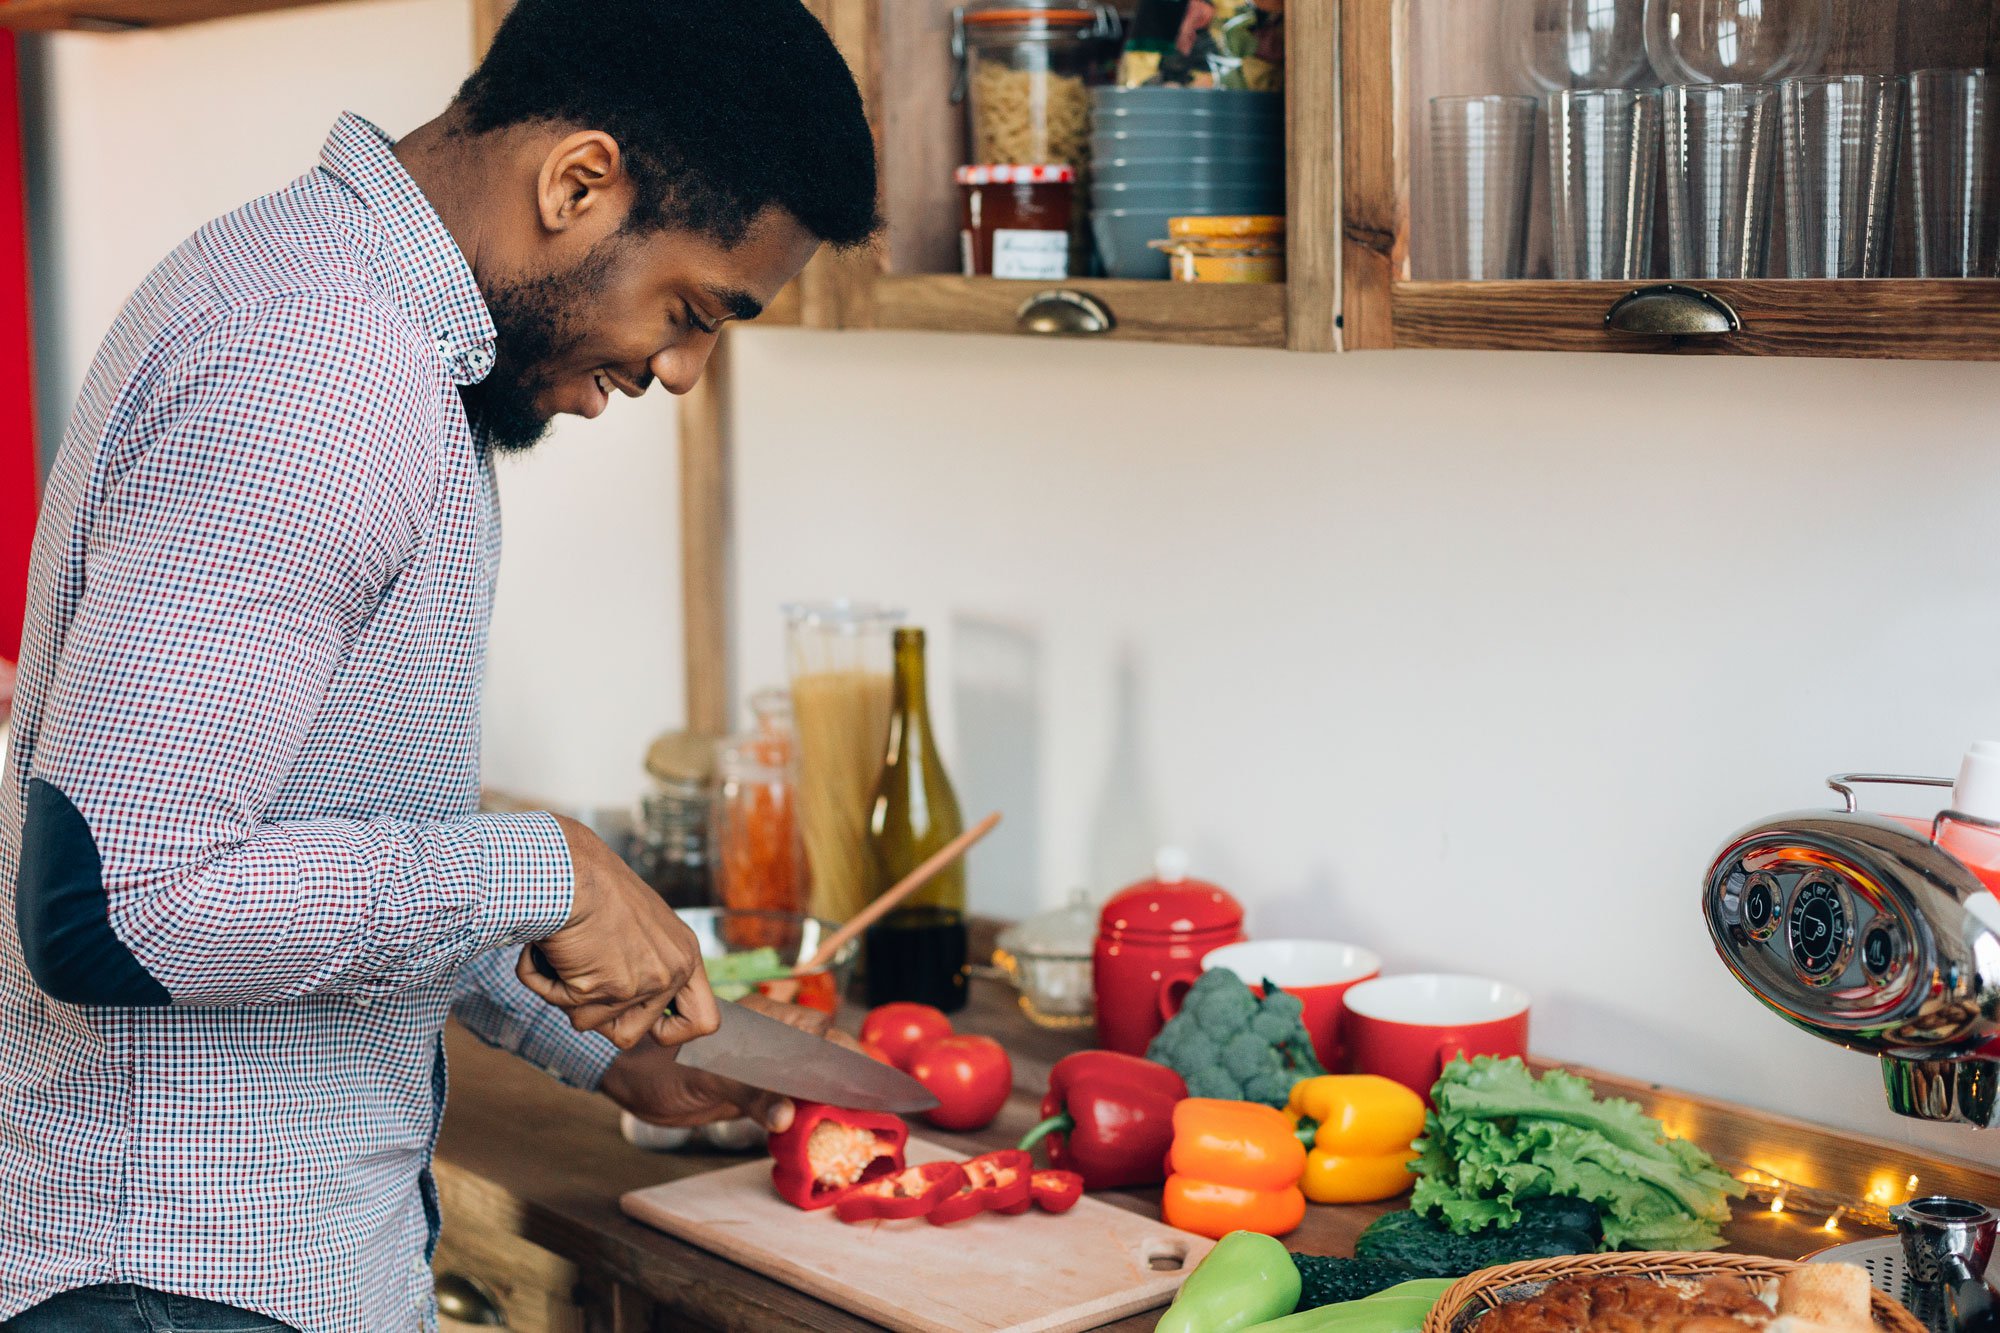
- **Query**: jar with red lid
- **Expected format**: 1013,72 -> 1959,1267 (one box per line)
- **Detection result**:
1092,848 -> 1246,1056
957,164 -> 1076,278
952,0 -> 1120,169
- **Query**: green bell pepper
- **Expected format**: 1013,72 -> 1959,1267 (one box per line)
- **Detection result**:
1243,1286 -> 1446,1332
1364,1280 -> 1455,1304
1159,1231 -> 1303,1333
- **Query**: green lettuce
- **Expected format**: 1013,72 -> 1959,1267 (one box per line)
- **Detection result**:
1411,1057 -> 1744,1252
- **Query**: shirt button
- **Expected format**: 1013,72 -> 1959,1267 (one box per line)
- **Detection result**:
354,995 -> 371,1008
435,337 -> 453,358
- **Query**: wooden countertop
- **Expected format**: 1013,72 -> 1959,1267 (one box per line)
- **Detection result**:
436,971 -> 2000,1332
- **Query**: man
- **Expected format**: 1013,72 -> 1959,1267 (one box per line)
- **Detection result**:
0,2 -> 878,1329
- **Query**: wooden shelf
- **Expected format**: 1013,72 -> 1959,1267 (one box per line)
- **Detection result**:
867,274 -> 1288,348
821,0 -> 1342,353
0,0 -> 353,30
1387,279 -> 2000,361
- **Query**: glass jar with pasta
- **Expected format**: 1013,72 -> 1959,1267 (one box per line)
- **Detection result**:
953,1 -> 1120,169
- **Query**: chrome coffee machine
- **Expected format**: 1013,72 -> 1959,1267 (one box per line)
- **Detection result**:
1702,744 -> 2000,1129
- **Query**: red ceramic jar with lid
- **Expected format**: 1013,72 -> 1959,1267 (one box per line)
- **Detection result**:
1092,848 -> 1246,1055
957,164 -> 1076,278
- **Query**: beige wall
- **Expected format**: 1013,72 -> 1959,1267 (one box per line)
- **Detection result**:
24,0 -> 2000,1164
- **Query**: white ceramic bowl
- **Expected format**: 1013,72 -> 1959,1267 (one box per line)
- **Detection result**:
1341,973 -> 1531,1024
1202,939 -> 1381,988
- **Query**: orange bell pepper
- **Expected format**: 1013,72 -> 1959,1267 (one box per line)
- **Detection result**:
1162,1098 -> 1307,1240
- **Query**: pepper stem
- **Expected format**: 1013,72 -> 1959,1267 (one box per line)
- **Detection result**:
1295,1115 -> 1321,1148
1017,1112 -> 1075,1156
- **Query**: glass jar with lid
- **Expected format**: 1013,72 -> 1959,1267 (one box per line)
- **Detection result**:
953,0 -> 1121,169
636,731 -> 719,910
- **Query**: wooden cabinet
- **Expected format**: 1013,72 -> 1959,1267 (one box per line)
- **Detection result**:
1340,0 -> 2000,360
798,0 -> 1342,351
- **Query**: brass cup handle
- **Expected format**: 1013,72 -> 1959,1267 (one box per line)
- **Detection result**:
1015,290 -> 1115,336
1604,284 -> 1741,337
435,1272 -> 506,1327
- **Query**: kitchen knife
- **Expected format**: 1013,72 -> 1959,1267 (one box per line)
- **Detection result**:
527,946 -> 937,1114
677,997 -> 939,1115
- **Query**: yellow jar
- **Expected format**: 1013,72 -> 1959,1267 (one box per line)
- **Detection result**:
1153,214 -> 1287,283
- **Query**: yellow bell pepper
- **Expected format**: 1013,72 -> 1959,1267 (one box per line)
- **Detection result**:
1287,1075 -> 1426,1205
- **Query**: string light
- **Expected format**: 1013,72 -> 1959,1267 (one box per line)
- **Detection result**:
1728,1161 -> 1905,1233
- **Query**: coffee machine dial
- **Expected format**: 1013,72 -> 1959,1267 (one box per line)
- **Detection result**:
1786,878 -> 1853,983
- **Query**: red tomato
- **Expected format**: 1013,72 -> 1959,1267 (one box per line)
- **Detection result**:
860,1003 -> 953,1071
907,1035 -> 1013,1133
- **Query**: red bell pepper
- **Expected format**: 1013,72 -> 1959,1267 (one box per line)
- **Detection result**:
1017,1050 -> 1187,1191
769,1101 -> 908,1211
1030,1170 -> 1085,1214
834,1160 -> 966,1223
928,1149 -> 1033,1226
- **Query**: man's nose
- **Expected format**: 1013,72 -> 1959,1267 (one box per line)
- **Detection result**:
651,337 -> 720,397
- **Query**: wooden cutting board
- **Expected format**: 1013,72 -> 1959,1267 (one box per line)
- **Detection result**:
620,1138 -> 1213,1333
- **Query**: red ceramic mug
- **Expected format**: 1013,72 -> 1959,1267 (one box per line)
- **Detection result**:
1341,973 -> 1530,1100
1161,940 -> 1381,1071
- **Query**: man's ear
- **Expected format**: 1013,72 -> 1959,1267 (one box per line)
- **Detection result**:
535,130 -> 629,235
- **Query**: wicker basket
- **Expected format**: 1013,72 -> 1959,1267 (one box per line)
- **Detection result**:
1419,1251 -> 1928,1333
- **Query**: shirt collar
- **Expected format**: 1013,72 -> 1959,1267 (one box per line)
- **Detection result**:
317,112 -> 497,387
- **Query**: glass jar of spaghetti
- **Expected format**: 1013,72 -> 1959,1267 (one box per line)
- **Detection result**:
954,1 -> 1119,168
957,164 -> 1076,278
712,701 -> 810,940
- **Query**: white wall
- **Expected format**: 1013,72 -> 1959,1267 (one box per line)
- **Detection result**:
26,0 -> 2000,1168
24,0 -> 683,813
728,329 -> 2000,1165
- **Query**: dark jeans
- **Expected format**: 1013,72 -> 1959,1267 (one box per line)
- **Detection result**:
1,1286 -> 297,1333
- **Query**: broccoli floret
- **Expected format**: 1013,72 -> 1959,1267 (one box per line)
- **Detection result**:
1186,1066 -> 1246,1100
1222,1031 -> 1283,1082
1186,970 -> 1260,1033
1146,968 -> 1329,1108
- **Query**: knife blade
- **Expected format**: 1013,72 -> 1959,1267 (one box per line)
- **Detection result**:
677,998 -> 939,1115
526,947 -> 936,1114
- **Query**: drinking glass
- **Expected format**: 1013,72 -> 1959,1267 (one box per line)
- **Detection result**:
1548,88 -> 1662,280
1430,95 -> 1539,280
1508,0 -> 1650,94
1645,0 -> 1831,87
1782,74 -> 1906,279
1664,82 -> 1780,278
1907,68 -> 1999,278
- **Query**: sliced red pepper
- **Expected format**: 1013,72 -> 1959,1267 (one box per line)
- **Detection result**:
1030,1169 -> 1085,1214
834,1160 -> 966,1223
928,1149 -> 1033,1226
768,1101 -> 909,1211
1018,1050 -> 1187,1192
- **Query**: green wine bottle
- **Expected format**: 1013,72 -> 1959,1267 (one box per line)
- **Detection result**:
864,627 -> 968,1011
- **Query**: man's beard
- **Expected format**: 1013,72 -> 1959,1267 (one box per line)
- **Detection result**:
461,241 -> 618,455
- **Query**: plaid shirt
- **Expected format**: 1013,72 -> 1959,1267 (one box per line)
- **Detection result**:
0,114 -> 620,1332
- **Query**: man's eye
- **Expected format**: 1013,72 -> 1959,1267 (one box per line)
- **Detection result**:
682,303 -> 716,336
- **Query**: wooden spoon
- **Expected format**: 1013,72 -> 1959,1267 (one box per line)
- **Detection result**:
793,811 -> 1002,977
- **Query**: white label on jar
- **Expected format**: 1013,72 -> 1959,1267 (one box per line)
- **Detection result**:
991,228 -> 1069,280
960,230 -> 975,277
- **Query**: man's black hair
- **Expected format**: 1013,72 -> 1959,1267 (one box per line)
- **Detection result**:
454,0 -> 880,249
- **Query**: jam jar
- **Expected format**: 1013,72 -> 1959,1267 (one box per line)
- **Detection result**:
1092,848 -> 1246,1056
957,164 -> 1076,279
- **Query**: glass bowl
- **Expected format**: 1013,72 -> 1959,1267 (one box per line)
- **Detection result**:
679,908 -> 858,1015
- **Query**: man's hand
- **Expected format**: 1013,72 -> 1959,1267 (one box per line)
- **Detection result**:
599,994 -> 861,1133
516,815 -> 720,1050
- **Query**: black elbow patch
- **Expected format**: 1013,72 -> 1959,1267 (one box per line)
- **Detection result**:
18,779 -> 172,1006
